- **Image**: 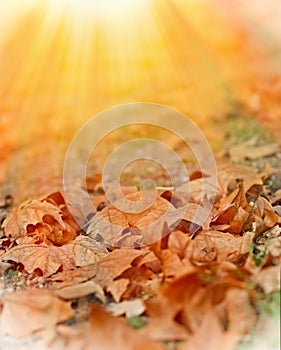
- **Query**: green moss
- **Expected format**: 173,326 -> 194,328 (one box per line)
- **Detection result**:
254,291 -> 280,318
226,109 -> 274,146
126,315 -> 147,329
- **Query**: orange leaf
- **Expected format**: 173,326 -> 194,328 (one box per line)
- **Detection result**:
90,305 -> 165,349
50,263 -> 98,286
143,298 -> 188,341
179,309 -> 240,350
0,289 -> 73,338
217,164 -> 263,193
107,278 -> 130,302
224,288 -> 257,335
212,183 -> 251,234
253,196 -> 279,235
1,243 -> 75,276
94,248 -> 147,290
87,189 -> 179,247
54,280 -> 105,303
3,192 -> 79,245
75,304 -> 165,350
1,236 -> 106,277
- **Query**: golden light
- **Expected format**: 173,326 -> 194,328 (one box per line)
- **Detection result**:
48,0 -> 146,21
2,0 -> 272,201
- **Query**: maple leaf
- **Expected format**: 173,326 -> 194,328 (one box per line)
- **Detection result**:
93,248 -> 148,301
185,231 -> 244,265
3,198 -> 65,238
1,236 -> 107,277
50,263 -> 98,286
94,248 -> 147,289
87,189 -> 179,247
1,243 -> 75,277
3,192 -> 79,245
61,235 -> 107,267
0,289 -> 73,338
217,164 -> 263,193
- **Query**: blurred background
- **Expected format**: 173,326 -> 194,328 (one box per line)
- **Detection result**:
0,0 -> 280,200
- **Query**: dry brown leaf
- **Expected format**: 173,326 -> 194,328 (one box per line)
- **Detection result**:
161,249 -> 185,278
177,177 -> 219,205
3,192 -> 79,245
52,305 -> 165,350
179,309 -> 240,350
106,299 -> 145,317
1,236 -> 106,277
87,305 -> 165,350
224,288 -> 257,335
3,199 -> 64,238
253,196 -> 279,235
188,231 -> 244,263
1,243 -> 75,277
167,230 -> 191,259
54,280 -> 105,303
182,202 -> 213,230
217,164 -> 263,193
107,278 -> 130,302
50,263 -> 98,286
87,189 -> 181,247
141,271 -> 201,341
227,140 -> 277,162
185,233 -> 217,264
143,298 -> 188,341
61,235 -> 107,266
240,230 -> 255,254
251,265 -> 281,294
212,182 -> 251,234
0,289 -> 73,338
94,248 -> 147,290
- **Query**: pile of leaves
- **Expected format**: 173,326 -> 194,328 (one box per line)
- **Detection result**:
0,162 -> 280,349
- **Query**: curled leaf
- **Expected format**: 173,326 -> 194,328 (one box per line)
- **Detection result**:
3,192 -> 79,245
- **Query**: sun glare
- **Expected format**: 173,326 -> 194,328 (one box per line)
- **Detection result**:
48,0 -> 146,21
